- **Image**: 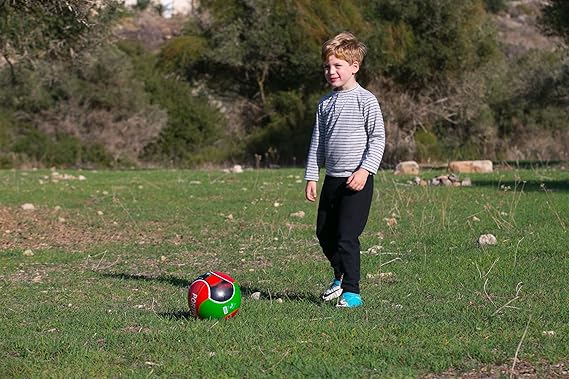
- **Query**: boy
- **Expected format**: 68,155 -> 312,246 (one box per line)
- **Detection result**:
304,32 -> 385,308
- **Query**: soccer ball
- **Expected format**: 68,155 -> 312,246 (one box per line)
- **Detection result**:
188,271 -> 241,319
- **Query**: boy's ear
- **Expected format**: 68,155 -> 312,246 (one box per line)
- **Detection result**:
351,61 -> 360,74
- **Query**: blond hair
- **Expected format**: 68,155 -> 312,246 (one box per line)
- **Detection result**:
321,32 -> 367,64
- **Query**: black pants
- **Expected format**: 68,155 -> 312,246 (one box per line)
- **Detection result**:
316,175 -> 373,294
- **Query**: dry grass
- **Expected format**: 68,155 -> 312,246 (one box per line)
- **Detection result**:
0,206 -> 177,251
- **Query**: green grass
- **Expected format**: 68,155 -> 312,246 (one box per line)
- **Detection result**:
0,167 -> 568,378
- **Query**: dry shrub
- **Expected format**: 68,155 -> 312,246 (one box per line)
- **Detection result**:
36,100 -> 166,163
369,73 -> 491,164
505,128 -> 569,161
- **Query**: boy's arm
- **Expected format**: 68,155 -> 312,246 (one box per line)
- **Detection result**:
304,108 -> 324,182
359,97 -> 386,175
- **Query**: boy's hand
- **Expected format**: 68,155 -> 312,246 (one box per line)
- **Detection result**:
346,168 -> 369,191
305,181 -> 318,202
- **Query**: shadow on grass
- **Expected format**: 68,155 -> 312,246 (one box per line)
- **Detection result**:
99,272 -> 323,320
100,272 -> 192,287
473,179 -> 569,192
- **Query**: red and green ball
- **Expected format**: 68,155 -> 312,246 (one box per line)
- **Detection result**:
188,271 -> 241,319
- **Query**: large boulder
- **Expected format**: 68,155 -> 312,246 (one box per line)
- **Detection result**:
394,161 -> 420,175
448,160 -> 493,173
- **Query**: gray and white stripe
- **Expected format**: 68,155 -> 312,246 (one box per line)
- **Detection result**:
304,84 -> 385,181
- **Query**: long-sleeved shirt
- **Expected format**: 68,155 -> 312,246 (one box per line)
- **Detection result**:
304,84 -> 385,181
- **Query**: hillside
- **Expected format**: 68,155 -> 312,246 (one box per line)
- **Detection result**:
115,1 -> 561,58
2,0 -> 567,168
493,0 -> 562,56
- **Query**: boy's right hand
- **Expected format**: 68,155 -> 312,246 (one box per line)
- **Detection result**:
305,181 -> 318,202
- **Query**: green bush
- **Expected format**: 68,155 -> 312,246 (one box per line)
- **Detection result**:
365,0 -> 498,87
484,0 -> 507,13
119,42 -> 229,166
246,90 -> 320,166
414,129 -> 443,162
157,36 -> 208,75
11,124 -> 113,167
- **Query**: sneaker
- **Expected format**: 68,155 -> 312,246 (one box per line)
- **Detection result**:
336,292 -> 363,308
321,279 -> 342,301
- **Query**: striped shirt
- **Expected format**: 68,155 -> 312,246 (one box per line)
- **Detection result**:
304,84 -> 386,181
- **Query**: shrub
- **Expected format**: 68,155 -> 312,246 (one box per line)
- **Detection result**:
246,90 -> 320,167
414,129 -> 442,162
157,35 -> 208,75
484,0 -> 507,13
118,40 -> 232,166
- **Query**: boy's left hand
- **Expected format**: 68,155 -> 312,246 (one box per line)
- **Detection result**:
346,168 -> 369,191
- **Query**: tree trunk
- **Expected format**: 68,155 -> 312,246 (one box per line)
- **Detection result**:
256,63 -> 269,105
2,52 -> 17,85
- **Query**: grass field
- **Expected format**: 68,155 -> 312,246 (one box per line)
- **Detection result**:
0,167 -> 568,378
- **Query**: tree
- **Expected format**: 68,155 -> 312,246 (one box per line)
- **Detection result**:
0,0 -> 122,82
364,0 -> 498,88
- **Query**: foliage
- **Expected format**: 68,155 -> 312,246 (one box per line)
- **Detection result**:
184,0 -> 320,100
0,0 -> 568,167
414,129 -> 443,162
157,35 -> 208,75
162,0 -> 505,165
120,42 -> 230,166
0,44 -> 168,166
247,90 -> 320,165
540,0 -> 569,42
364,0 -> 499,88
162,0 -> 377,163
0,0 -> 123,78
483,0 -> 507,14
11,124 -> 113,167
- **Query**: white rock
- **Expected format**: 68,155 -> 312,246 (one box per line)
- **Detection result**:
394,161 -> 420,175
231,165 -> 244,174
461,178 -> 472,187
438,176 -> 452,186
23,249 -> 34,257
449,160 -> 493,173
21,203 -> 35,210
385,217 -> 397,226
290,211 -> 305,218
478,233 -> 497,247
250,291 -> 261,300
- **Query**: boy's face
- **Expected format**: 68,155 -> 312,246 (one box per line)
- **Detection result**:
323,54 -> 359,91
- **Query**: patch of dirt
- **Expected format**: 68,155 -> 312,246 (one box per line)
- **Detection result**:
422,359 -> 569,379
113,9 -> 186,52
493,0 -> 562,58
0,206 -> 172,251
